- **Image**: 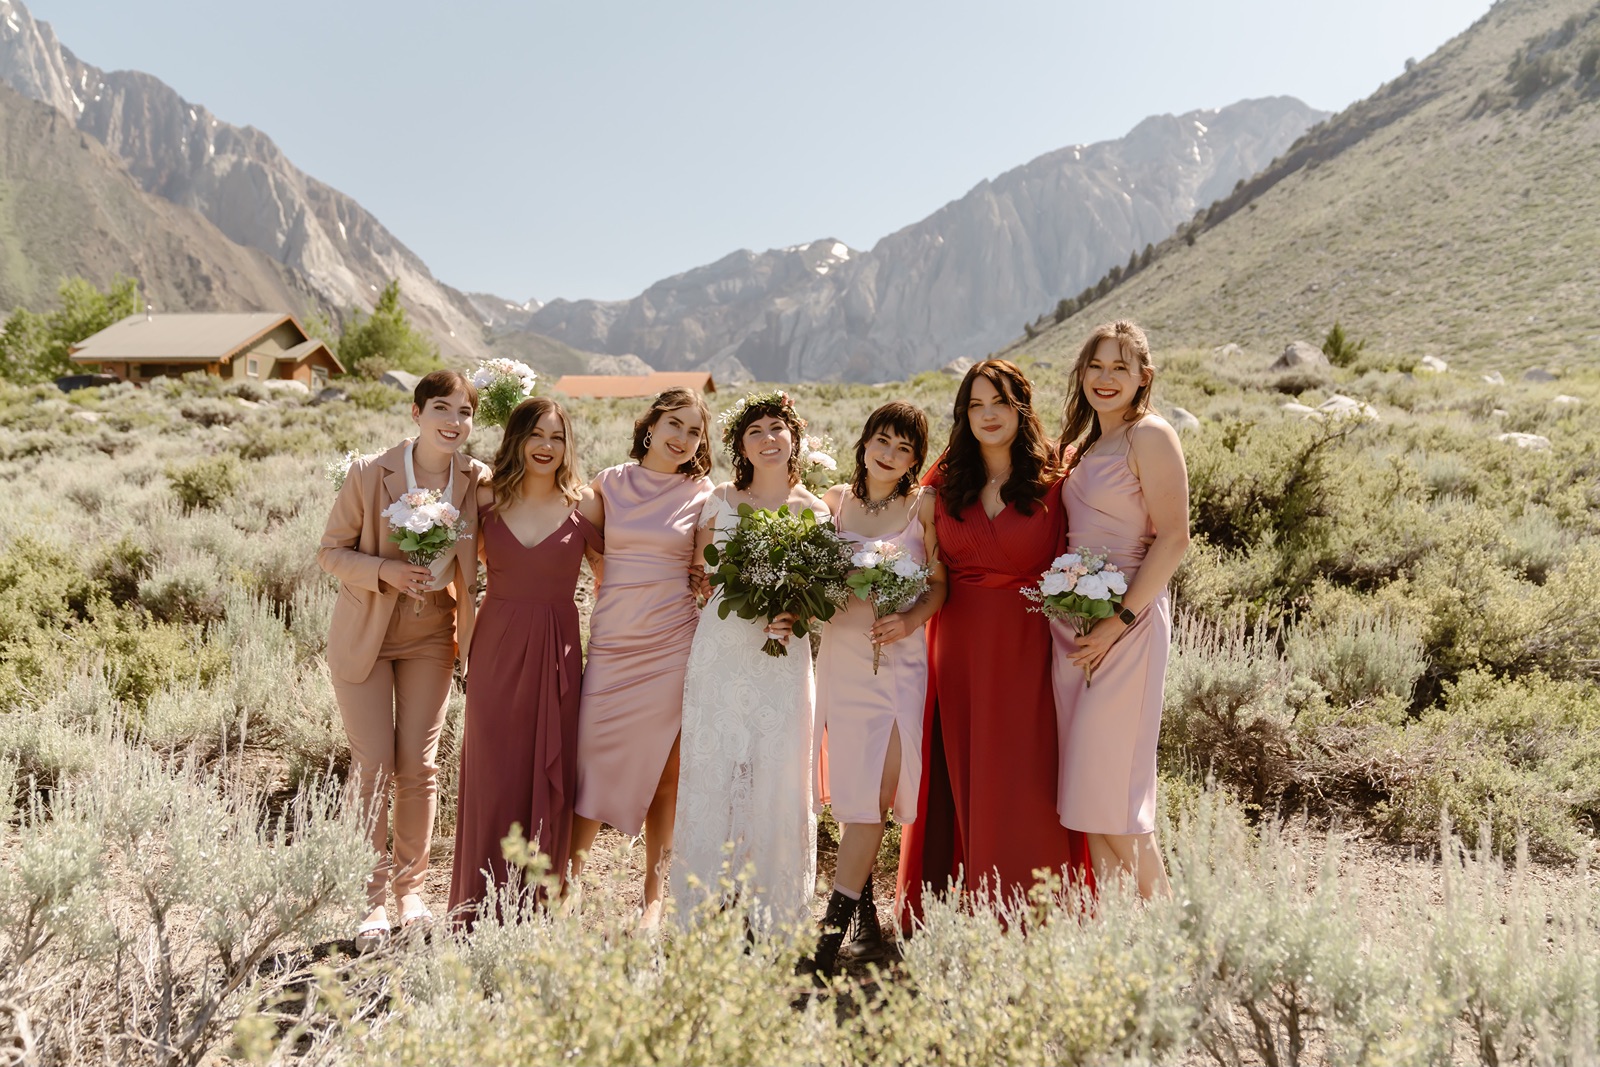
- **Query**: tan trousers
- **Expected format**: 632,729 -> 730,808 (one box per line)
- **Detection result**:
332,593 -> 456,909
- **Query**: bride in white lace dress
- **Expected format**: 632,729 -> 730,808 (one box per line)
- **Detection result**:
671,391 -> 825,934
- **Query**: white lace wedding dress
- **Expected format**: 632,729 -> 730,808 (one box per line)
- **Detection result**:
670,492 -> 818,933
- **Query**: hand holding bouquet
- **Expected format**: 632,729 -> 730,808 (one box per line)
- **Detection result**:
381,489 -> 470,611
704,503 -> 854,657
844,540 -> 931,674
471,358 -> 540,428
1024,548 -> 1128,685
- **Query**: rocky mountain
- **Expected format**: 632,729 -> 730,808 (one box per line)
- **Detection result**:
1018,0 -> 1600,371
0,79 -> 310,318
523,97 -> 1328,382
0,0 -> 488,358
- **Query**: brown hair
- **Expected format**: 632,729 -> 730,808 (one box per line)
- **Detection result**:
1059,320 -> 1155,472
412,368 -> 479,413
492,396 -> 582,509
726,396 -> 807,491
850,401 -> 930,501
629,387 -> 713,478
937,359 -> 1059,519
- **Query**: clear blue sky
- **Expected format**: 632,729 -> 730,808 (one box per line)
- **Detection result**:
33,0 -> 1489,303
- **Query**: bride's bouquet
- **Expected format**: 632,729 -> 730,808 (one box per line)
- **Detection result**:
1024,548 -> 1128,685
471,357 -> 540,428
704,503 -> 854,657
382,489 -> 470,610
844,540 -> 931,674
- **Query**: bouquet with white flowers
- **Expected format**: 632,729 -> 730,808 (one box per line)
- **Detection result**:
325,450 -> 363,491
704,503 -> 854,657
381,489 -> 469,611
799,434 -> 840,493
471,358 -> 539,428
844,539 -> 932,674
1024,547 -> 1128,685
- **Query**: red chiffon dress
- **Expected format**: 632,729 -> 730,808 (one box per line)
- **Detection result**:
449,505 -> 601,924
895,475 -> 1092,929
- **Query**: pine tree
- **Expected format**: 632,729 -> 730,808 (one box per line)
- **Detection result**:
336,280 -> 440,376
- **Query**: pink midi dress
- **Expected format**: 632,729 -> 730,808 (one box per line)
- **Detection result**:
573,464 -> 714,836
1051,444 -> 1172,836
815,498 -> 928,826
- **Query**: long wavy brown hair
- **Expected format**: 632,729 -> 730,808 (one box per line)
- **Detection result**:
937,359 -> 1059,518
629,387 -> 713,477
1059,320 -> 1155,472
851,401 -> 929,501
726,395 -> 807,491
492,396 -> 583,509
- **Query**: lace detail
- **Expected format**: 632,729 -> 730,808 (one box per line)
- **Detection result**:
671,494 -> 818,933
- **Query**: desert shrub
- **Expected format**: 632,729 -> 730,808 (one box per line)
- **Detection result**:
1321,323 -> 1366,368
1375,672 -> 1600,858
345,380 -> 406,412
177,396 -> 245,427
138,551 -> 228,626
1284,609 -> 1426,710
1497,505 -> 1572,582
167,454 -> 241,511
78,611 -> 230,709
91,531 -> 156,606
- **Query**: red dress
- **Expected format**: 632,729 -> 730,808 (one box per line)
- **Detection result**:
895,478 -> 1092,929
449,505 -> 600,923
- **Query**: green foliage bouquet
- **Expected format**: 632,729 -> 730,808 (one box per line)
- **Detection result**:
704,503 -> 854,657
471,357 -> 540,428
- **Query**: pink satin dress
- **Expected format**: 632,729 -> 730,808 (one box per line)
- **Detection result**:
573,464 -> 714,835
814,496 -> 928,825
1051,443 -> 1172,836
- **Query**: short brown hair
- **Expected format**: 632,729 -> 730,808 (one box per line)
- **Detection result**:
850,401 -> 929,501
629,387 -> 713,478
412,368 -> 478,412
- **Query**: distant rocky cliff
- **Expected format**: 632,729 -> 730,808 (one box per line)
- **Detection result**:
524,97 -> 1328,381
0,0 -> 487,357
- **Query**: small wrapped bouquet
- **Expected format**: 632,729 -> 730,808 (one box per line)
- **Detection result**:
471,358 -> 540,428
844,540 -> 932,674
704,503 -> 854,657
381,489 -> 469,611
1025,548 -> 1128,685
798,434 -> 840,494
325,450 -> 362,491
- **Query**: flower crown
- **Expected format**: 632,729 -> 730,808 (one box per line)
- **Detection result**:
718,390 -> 798,456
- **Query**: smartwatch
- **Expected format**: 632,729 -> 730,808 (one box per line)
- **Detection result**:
1116,605 -> 1137,627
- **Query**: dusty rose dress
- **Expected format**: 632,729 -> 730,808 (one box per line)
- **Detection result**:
449,505 -> 601,921
1051,444 -> 1172,835
573,464 -> 714,835
815,497 -> 928,825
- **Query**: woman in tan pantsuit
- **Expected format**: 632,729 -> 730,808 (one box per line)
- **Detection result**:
319,369 -> 489,948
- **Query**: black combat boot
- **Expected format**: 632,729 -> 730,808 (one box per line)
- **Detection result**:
838,875 -> 890,962
798,888 -> 856,981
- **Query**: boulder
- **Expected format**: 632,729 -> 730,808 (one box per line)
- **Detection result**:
1491,408 -> 1509,417
380,370 -> 422,393
1481,371 -> 1506,386
1497,432 -> 1551,451
941,357 -> 974,377
1418,355 -> 1448,373
1552,394 -> 1582,407
1522,368 -> 1558,382
1213,343 -> 1244,359
1281,401 -> 1320,418
1271,341 -> 1329,371
263,379 -> 311,396
313,387 -> 349,405
1318,394 -> 1378,421
72,410 -> 102,423
54,372 -> 120,393
1167,407 -> 1201,432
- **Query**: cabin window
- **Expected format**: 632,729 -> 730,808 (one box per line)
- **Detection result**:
248,357 -> 259,377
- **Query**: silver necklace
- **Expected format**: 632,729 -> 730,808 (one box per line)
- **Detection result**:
856,487 -> 904,515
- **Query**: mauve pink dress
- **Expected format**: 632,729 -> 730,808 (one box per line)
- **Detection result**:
1051,445 -> 1172,835
573,464 -> 714,835
814,498 -> 928,825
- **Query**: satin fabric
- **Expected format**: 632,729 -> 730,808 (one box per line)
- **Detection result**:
448,506 -> 600,922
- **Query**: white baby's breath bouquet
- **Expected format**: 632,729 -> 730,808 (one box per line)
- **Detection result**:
1024,547 -> 1128,685
844,540 -> 931,674
325,450 -> 362,491
381,489 -> 469,611
471,358 -> 539,428
704,503 -> 854,657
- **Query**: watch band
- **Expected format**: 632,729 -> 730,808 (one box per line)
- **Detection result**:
1117,605 -> 1137,626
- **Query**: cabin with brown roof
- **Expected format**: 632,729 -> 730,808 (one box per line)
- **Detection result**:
551,370 -> 716,399
68,312 -> 344,387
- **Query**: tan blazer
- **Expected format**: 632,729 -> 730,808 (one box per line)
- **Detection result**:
319,440 -> 489,685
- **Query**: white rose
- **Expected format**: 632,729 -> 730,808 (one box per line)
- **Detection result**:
1075,574 -> 1111,600
1052,553 -> 1082,572
891,556 -> 922,579
852,550 -> 883,569
404,512 -> 435,534
1040,571 -> 1072,596
809,451 -> 837,470
1104,570 -> 1128,595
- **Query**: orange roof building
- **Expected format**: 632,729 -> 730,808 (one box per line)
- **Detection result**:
551,371 -> 716,399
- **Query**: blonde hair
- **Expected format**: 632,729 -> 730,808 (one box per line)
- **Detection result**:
1059,320 -> 1154,471
491,396 -> 583,509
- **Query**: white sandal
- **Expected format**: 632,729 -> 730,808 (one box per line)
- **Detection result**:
398,894 -> 434,931
355,906 -> 391,953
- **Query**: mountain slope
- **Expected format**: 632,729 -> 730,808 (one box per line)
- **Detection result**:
524,97 -> 1327,382
0,0 -> 487,357
1016,0 -> 1600,370
0,81 -> 309,318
